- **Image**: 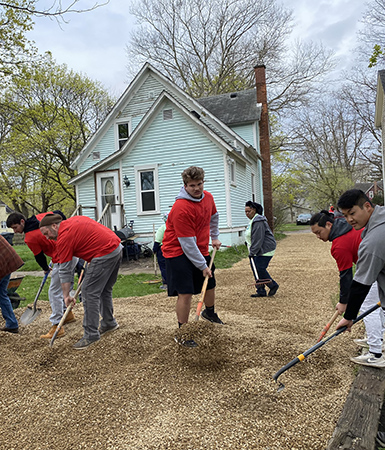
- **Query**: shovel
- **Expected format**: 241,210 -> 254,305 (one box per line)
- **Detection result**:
194,247 -> 217,321
20,267 -> 51,326
272,301 -> 381,392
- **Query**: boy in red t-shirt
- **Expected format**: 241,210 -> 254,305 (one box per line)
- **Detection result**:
162,166 -> 222,348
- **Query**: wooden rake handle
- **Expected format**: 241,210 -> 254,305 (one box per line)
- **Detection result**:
50,263 -> 87,348
316,310 -> 340,343
194,247 -> 217,321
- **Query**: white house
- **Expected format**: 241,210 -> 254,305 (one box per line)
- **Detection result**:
69,63 -> 270,246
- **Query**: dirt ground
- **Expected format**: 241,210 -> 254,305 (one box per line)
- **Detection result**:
0,232 -> 368,450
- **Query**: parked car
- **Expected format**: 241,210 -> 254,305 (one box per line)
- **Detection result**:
296,213 -> 312,225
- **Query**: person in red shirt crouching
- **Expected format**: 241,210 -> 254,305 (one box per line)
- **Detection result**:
7,211 -> 78,339
310,210 -> 385,367
39,214 -> 122,350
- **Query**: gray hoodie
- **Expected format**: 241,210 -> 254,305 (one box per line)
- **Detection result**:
249,214 -> 276,256
176,186 -> 219,270
328,217 -> 352,241
354,205 -> 385,303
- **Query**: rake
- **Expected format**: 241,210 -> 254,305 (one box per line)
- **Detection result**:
272,301 -> 381,392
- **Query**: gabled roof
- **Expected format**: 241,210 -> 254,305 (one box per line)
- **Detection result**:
354,181 -> 383,193
69,90 -> 251,185
71,63 -> 260,172
375,70 -> 385,128
196,89 -> 261,126
0,200 -> 13,214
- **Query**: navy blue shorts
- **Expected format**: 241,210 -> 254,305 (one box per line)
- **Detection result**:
165,253 -> 216,296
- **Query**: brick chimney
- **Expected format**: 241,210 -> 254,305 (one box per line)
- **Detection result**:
254,65 -> 274,230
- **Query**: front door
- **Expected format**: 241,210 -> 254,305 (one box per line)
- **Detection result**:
96,171 -> 121,230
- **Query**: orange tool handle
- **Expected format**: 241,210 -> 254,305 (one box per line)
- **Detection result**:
316,310 -> 340,343
194,247 -> 217,321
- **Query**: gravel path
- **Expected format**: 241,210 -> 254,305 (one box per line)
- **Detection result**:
0,233 -> 366,450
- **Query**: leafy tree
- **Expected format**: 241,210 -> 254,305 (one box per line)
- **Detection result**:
359,0 -> 385,66
283,95 -> 368,209
0,0 -> 108,79
127,0 -> 334,113
0,55 -> 115,215
0,0 -> 37,78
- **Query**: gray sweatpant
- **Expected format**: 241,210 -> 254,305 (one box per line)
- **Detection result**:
49,258 -> 78,325
81,245 -> 122,340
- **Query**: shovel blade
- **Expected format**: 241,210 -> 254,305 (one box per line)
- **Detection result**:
20,306 -> 42,326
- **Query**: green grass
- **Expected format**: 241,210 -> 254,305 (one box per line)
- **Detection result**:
13,245 -> 42,271
277,223 -> 311,232
11,244 -> 254,309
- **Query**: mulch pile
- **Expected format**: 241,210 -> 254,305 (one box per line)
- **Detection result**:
0,233 -> 367,449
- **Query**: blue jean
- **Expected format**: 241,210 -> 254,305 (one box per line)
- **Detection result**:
156,248 -> 167,284
249,256 -> 278,295
0,274 -> 18,328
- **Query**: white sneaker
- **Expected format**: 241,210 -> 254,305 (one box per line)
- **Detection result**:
353,338 -> 368,347
350,352 -> 385,368
353,338 -> 385,350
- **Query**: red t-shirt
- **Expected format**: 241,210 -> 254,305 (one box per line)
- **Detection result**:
24,212 -> 58,262
55,216 -> 121,263
331,227 -> 362,271
162,191 -> 217,258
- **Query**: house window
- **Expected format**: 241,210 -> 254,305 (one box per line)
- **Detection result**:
92,151 -> 100,160
1,221 -> 6,229
251,173 -> 256,202
117,121 -> 130,149
368,190 -> 374,199
135,165 -> 160,214
229,160 -> 236,185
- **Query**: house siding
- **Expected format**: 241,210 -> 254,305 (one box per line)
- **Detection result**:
119,102 -> 226,236
122,74 -> 165,118
231,124 -> 254,147
79,127 -> 115,173
77,178 -> 97,220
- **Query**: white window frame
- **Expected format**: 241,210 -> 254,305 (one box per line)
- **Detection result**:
115,118 -> 131,150
229,159 -> 236,186
135,164 -> 160,215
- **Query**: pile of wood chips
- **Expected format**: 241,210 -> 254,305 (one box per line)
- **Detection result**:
0,233 -> 367,450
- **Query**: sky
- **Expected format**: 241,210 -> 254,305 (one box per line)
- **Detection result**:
28,0 -> 369,97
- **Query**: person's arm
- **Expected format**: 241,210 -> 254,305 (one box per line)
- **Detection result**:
59,261 -> 76,307
178,237 -> 208,270
336,280 -> 371,331
335,268 -> 352,314
34,251 -> 50,272
249,220 -> 264,255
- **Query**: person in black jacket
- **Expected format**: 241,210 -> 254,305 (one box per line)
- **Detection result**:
245,201 -> 279,297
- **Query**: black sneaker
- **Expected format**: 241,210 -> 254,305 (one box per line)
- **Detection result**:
250,293 -> 266,298
174,335 -> 198,348
201,309 -> 224,324
268,285 -> 279,296
73,337 -> 99,350
99,323 -> 120,336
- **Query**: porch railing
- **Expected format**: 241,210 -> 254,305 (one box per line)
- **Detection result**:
70,204 -> 126,230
